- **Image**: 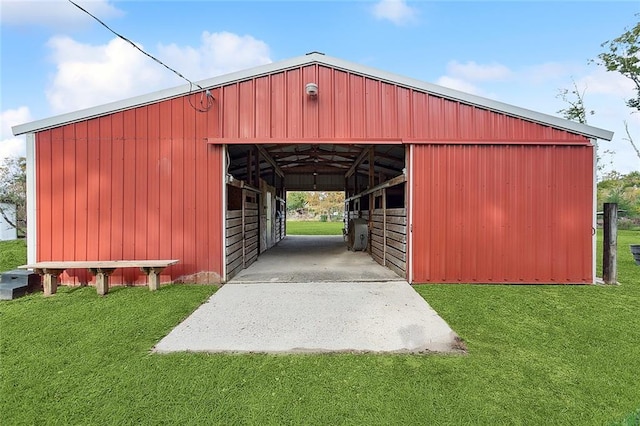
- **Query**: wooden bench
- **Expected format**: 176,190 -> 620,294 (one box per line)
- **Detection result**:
18,260 -> 179,296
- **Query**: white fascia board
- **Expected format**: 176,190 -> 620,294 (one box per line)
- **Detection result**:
25,133 -> 37,264
12,52 -> 614,141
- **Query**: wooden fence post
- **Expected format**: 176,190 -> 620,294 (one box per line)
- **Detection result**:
603,202 -> 618,285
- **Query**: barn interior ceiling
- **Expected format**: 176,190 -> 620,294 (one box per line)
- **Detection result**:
227,143 -> 405,191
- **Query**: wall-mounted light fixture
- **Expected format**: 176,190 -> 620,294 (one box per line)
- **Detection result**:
305,82 -> 318,97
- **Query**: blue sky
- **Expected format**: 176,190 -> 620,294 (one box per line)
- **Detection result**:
1,0 -> 639,175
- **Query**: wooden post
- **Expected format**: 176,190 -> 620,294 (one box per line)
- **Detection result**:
603,202 -> 618,285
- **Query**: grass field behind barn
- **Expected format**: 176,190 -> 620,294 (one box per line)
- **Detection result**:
1,231 -> 639,424
286,220 -> 343,235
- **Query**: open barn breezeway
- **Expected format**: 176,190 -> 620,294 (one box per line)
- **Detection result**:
228,235 -> 403,283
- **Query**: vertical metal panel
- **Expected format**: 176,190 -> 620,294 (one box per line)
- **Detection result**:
183,92 -> 197,283
195,107 -> 211,283
110,112 -> 125,267
86,118 -> 100,263
170,98 -> 185,279
238,79 -> 255,138
222,84 -> 239,139
286,69 -> 302,138
396,87 -> 411,138
349,74 -> 365,138
97,116 -> 112,260
134,106 -> 149,267
62,123 -> 76,271
74,121 -> 88,264
303,65 -> 319,138
146,102 -> 161,262
411,144 -> 594,283
254,76 -> 271,138
50,128 -> 64,263
333,69 -> 349,138
270,73 -> 286,139
318,66 -> 334,138
365,78 -> 381,138
412,91 -> 428,139
381,82 -> 398,138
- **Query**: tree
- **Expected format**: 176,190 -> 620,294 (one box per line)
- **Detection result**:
597,171 -> 640,218
556,79 -> 611,175
0,157 -> 27,237
286,191 -> 307,212
596,17 -> 640,162
597,18 -> 640,112
557,79 -> 593,124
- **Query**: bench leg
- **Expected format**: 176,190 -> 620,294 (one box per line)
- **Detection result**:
141,267 -> 165,291
89,268 -> 116,296
43,273 -> 58,296
38,268 -> 65,297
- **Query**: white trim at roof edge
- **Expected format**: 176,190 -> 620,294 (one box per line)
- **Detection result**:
12,52 -> 614,141
26,133 -> 37,264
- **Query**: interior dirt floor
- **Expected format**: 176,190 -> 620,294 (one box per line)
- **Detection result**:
228,235 -> 403,283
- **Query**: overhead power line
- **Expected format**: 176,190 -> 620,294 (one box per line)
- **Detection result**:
67,0 -> 213,112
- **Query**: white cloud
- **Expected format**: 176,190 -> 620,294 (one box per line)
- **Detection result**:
45,31 -> 272,114
372,0 -> 417,25
576,68 -> 636,99
435,76 -> 482,95
445,60 -> 512,82
0,0 -> 123,29
0,107 -> 32,162
158,31 -> 272,82
45,36 -> 166,113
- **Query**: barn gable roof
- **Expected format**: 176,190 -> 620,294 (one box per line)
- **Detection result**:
12,52 -> 613,140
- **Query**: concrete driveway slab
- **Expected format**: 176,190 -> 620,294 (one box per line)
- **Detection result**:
153,281 -> 462,354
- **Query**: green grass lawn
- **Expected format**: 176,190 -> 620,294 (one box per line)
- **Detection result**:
1,231 -> 639,424
0,238 -> 27,272
286,220 -> 343,235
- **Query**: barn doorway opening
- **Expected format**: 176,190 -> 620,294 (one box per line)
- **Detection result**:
224,143 -> 407,282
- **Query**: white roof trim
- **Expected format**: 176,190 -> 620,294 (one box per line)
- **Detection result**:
12,52 -> 613,141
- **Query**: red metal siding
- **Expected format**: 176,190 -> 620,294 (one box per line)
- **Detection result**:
410,144 -> 594,284
35,96 -> 224,285
206,64 -> 589,144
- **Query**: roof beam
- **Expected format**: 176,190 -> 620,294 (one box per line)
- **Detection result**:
345,145 -> 372,178
256,145 -> 284,177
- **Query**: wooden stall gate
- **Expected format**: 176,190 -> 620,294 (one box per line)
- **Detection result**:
371,207 -> 407,278
225,189 -> 259,281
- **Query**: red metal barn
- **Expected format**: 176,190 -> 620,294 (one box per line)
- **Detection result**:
12,53 -> 612,285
